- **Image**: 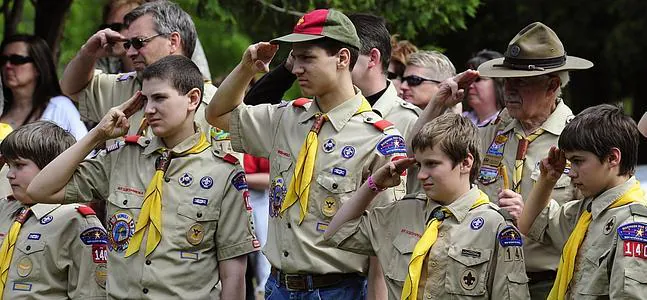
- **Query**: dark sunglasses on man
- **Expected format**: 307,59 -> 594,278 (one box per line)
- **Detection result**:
387,71 -> 401,81
0,54 -> 34,66
99,22 -> 125,32
123,33 -> 166,50
401,75 -> 441,87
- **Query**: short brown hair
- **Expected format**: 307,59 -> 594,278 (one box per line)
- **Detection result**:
411,113 -> 481,182
0,121 -> 76,169
559,104 -> 638,176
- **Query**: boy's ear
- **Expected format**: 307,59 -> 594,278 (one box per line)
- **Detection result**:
460,153 -> 474,175
368,48 -> 381,69
607,147 -> 622,169
337,48 -> 351,69
186,88 -> 201,111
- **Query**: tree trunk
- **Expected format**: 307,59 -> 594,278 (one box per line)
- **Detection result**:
34,0 -> 73,65
3,0 -> 25,41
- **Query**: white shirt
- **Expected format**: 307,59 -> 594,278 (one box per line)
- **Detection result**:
41,96 -> 88,141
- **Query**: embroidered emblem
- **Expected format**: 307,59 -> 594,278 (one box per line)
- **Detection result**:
322,138 -> 336,153
604,216 -> 616,235
331,167 -> 347,177
509,44 -> 521,57
376,135 -> 407,155
478,166 -> 499,185
341,146 -> 355,159
39,215 -> 53,225
277,149 -> 291,158
200,176 -> 214,189
80,227 -> 108,245
180,251 -> 199,260
107,211 -> 135,252
461,269 -> 478,290
179,172 -> 193,187
186,223 -> 205,245
470,217 -> 485,230
193,197 -> 208,206
618,223 -> 647,243
461,249 -> 481,258
92,244 -> 108,263
27,233 -> 40,240
95,264 -> 107,288
16,257 -> 32,277
231,171 -> 248,191
210,127 -> 230,141
106,141 -> 121,153
12,282 -> 32,291
321,197 -> 338,218
243,190 -> 252,211
269,177 -> 286,217
498,226 -> 523,247
316,222 -> 329,232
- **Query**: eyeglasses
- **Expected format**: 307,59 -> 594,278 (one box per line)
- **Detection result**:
503,75 -> 551,88
387,71 -> 401,80
99,22 -> 125,32
402,75 -> 441,87
123,33 -> 166,50
0,54 -> 34,65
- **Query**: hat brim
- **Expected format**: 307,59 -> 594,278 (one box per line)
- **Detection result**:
478,56 -> 594,78
270,33 -> 324,45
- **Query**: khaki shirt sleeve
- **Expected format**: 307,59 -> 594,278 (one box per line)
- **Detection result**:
229,103 -> 282,158
215,166 -> 259,261
64,150 -> 113,204
67,214 -> 107,299
490,222 -> 531,300
75,71 -> 125,123
324,211 -> 376,256
526,199 -> 583,249
609,214 -> 647,299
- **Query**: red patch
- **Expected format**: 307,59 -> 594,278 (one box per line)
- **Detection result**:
292,98 -> 312,107
243,190 -> 252,211
277,149 -> 291,158
223,154 -> 239,164
624,241 -> 647,258
92,244 -> 108,263
76,205 -> 96,216
124,135 -> 141,144
293,10 -> 327,35
117,186 -> 144,196
400,228 -> 422,239
373,120 -> 394,132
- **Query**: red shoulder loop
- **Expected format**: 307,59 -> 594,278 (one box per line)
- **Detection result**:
373,120 -> 394,132
292,98 -> 312,107
124,135 -> 141,144
223,153 -> 239,164
76,205 -> 96,216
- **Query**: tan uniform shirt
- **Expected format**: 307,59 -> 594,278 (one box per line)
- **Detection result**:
230,93 -> 407,274
326,188 -> 530,299
63,131 -> 259,299
476,99 -> 576,272
527,177 -> 647,299
0,199 -> 106,299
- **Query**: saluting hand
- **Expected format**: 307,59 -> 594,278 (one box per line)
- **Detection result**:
371,157 -> 417,189
81,29 -> 127,59
539,146 -> 567,183
242,42 -> 279,73
433,70 -> 480,109
94,91 -> 145,140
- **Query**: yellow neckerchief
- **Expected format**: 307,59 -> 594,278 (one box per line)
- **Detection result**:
0,207 -> 31,298
125,132 -> 210,257
401,190 -> 490,300
548,181 -> 645,300
281,97 -> 372,224
513,129 -> 545,193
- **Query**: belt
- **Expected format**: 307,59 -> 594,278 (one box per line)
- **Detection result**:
270,267 -> 362,290
527,270 -> 557,284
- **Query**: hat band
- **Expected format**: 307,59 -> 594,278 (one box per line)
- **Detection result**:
495,55 -> 566,71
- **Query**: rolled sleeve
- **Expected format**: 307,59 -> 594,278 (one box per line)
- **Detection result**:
64,151 -> 112,204
527,199 -> 581,249
229,103 -> 280,158
325,212 -> 376,256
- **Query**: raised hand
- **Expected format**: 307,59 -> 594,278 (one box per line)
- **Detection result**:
498,189 -> 524,224
371,157 -> 417,189
433,70 -> 480,109
539,146 -> 567,182
242,42 -> 279,73
81,29 -> 127,59
94,91 -> 145,140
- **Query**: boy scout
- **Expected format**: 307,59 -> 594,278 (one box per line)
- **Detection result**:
27,56 -> 258,299
519,104 -> 647,299
325,113 -> 530,299
0,121 -> 106,299
207,9 -> 408,298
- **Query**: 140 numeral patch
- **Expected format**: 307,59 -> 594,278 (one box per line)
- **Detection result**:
93,245 -> 108,263
623,241 -> 647,258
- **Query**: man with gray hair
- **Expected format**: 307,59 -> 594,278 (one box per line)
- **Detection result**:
400,50 -> 456,109
61,0 -> 218,142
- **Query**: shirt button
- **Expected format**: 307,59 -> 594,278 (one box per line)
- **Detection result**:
145,140 -> 150,145
283,251 -> 289,257
123,200 -> 128,205
26,245 -> 31,251
145,260 -> 151,265
197,212 -> 203,218
142,288 -> 149,294
287,223 -> 292,229
439,232 -> 445,237
332,183 -> 338,189
426,294 -> 432,299
164,177 -> 170,182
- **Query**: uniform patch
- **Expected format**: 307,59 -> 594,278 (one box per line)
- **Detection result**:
39,215 -> 53,225
210,127 -> 230,141
92,244 -> 108,263
604,216 -> 616,235
193,197 -> 208,206
95,264 -> 107,288
243,190 -> 252,211
117,185 -> 144,196
277,149 -> 291,158
116,72 -> 135,82
12,282 -> 32,291
179,172 -> 193,187
376,135 -> 407,155
478,166 -> 499,185
106,141 -> 121,153
80,227 -> 108,245
321,197 -> 338,218
322,138 -> 336,153
187,223 -> 205,245
16,257 -> 32,277
470,217 -> 484,230
623,241 -> 647,258
107,211 -> 135,252
180,251 -> 199,260
200,176 -> 214,189
617,223 -> 647,243
231,171 -> 248,191
316,222 -> 329,232
341,146 -> 355,159
461,269 -> 478,290
270,177 -> 286,217
498,226 -> 523,247
27,233 -> 40,240
504,246 -> 524,262
331,167 -> 347,177
461,249 -> 481,258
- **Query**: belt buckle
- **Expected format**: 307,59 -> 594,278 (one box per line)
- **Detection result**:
283,273 -> 306,290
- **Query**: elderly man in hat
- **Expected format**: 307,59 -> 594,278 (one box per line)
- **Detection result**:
410,22 -> 593,299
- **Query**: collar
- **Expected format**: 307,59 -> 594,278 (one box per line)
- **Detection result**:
298,89 -> 366,132
425,187 -> 482,223
371,81 -> 399,118
142,126 -> 203,156
590,176 -> 638,219
31,203 -> 62,220
499,99 -> 573,136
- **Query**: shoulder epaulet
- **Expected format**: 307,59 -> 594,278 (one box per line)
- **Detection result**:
399,192 -> 427,202
629,203 -> 647,217
116,71 -> 137,82
399,101 -> 422,115
222,153 -> 239,165
76,205 -> 96,217
292,98 -> 312,108
372,119 -> 395,132
123,135 -> 150,147
497,208 -> 514,222
490,116 -> 502,126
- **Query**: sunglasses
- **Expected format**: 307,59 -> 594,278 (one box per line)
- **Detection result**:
387,71 -> 402,80
99,22 -> 125,32
123,33 -> 165,50
402,75 -> 441,87
0,54 -> 34,65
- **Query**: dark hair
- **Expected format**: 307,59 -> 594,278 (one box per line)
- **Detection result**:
0,121 -> 75,169
1,35 -> 63,126
559,104 -> 638,176
124,0 -> 197,57
464,49 -> 505,111
411,113 -> 481,182
103,0 -> 143,23
348,13 -> 391,73
303,37 -> 359,71
142,55 -> 203,103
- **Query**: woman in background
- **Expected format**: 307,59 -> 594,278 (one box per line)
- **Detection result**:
462,49 -> 505,126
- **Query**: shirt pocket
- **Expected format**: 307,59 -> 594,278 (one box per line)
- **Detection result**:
385,232 -> 416,283
504,272 -> 530,300
176,202 -> 219,248
14,239 -> 46,280
105,192 -> 144,253
576,247 -> 610,296
624,268 -> 647,297
445,245 -> 492,297
315,173 -> 358,220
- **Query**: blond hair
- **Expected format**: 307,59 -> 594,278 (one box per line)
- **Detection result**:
407,50 -> 456,82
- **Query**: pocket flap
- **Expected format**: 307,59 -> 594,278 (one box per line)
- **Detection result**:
16,239 -> 45,255
108,192 -> 144,209
316,173 -> 357,193
448,245 -> 491,266
392,231 -> 418,255
584,247 -> 610,267
507,272 -> 529,284
178,202 -> 218,221
625,268 -> 647,284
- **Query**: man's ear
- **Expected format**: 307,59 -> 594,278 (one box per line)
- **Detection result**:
186,88 -> 201,111
546,76 -> 560,96
337,48 -> 351,69
367,48 -> 381,69
168,32 -> 182,55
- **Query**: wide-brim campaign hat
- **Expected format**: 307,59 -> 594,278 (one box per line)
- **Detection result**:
479,22 -> 593,78
270,9 -> 361,49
